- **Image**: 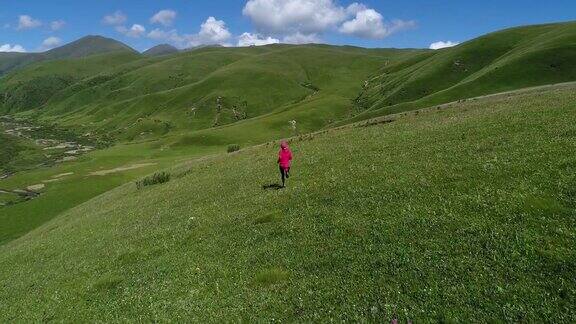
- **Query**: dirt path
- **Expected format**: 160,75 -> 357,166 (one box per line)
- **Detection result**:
89,163 -> 157,176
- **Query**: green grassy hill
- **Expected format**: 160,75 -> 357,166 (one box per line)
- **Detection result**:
1,44 -> 418,141
0,51 -> 141,113
0,36 -> 137,77
350,21 -> 576,121
1,21 -> 576,321
42,35 -> 137,60
143,44 -> 179,57
0,52 -> 43,76
3,22 -> 576,145
0,45 -> 416,244
2,21 -> 576,251
1,84 -> 575,322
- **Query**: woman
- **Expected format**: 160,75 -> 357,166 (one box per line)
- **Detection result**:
277,141 -> 293,188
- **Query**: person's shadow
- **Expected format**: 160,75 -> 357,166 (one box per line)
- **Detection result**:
262,183 -> 284,190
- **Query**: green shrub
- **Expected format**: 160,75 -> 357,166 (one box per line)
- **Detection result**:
227,144 -> 240,153
136,172 -> 171,189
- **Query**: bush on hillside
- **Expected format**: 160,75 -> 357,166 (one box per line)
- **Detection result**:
136,172 -> 171,189
227,144 -> 240,153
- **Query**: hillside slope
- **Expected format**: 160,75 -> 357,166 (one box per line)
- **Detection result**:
1,84 -> 574,322
0,51 -> 142,113
1,45 -> 418,140
350,21 -> 576,121
143,44 -> 179,57
0,36 -> 137,77
3,22 -> 576,144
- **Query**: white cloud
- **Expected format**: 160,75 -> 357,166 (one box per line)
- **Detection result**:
188,17 -> 232,47
0,44 -> 26,52
40,36 -> 62,50
50,20 -> 66,31
340,9 -> 416,39
150,9 -> 177,26
147,17 -> 231,48
17,15 -> 42,30
339,9 -> 386,39
237,33 -> 279,47
242,0 -> 415,42
283,32 -> 321,44
345,2 -> 367,15
148,28 -> 185,45
429,41 -> 459,50
117,24 -> 146,38
102,11 -> 127,26
243,0 -> 347,35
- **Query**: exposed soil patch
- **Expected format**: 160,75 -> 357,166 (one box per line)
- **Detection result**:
89,163 -> 157,176
26,184 -> 45,191
52,172 -> 74,179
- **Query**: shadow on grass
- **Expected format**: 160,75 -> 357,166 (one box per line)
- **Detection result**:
262,183 -> 284,190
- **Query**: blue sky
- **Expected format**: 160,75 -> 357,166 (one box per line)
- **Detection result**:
0,0 -> 574,53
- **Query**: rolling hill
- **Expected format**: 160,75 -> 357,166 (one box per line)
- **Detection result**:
2,21 -> 576,247
350,21 -> 576,121
1,21 -> 576,146
0,36 -> 137,77
1,83 -> 575,322
143,44 -> 179,57
0,43 -> 420,141
1,19 -> 576,322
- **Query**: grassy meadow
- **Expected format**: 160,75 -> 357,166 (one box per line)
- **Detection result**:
0,43 -> 415,244
0,84 -> 575,322
1,20 -> 576,321
352,21 -> 576,121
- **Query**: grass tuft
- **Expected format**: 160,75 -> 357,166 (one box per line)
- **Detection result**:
227,144 -> 240,153
136,172 -> 171,189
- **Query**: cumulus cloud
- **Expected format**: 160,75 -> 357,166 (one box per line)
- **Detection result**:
237,33 -> 279,47
17,15 -> 42,30
242,0 -> 415,42
148,28 -> 185,45
117,24 -> 146,38
188,17 -> 232,47
429,41 -> 459,50
0,44 -> 26,52
340,9 -> 415,39
243,0 -> 346,35
150,9 -> 177,26
40,36 -> 62,50
339,9 -> 386,38
50,20 -> 66,31
102,11 -> 127,26
147,17 -> 232,48
345,2 -> 367,15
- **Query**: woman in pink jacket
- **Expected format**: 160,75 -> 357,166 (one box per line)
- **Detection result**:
278,141 -> 293,188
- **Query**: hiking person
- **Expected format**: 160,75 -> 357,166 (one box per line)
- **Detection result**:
277,141 -> 293,188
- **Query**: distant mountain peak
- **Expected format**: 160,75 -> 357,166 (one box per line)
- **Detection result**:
43,35 -> 137,60
143,44 -> 179,57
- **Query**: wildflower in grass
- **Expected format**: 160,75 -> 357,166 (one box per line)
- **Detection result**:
289,120 -> 297,135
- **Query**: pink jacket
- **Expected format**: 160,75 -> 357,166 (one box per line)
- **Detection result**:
278,143 -> 292,169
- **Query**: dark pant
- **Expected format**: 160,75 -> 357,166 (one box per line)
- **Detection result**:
279,166 -> 290,186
